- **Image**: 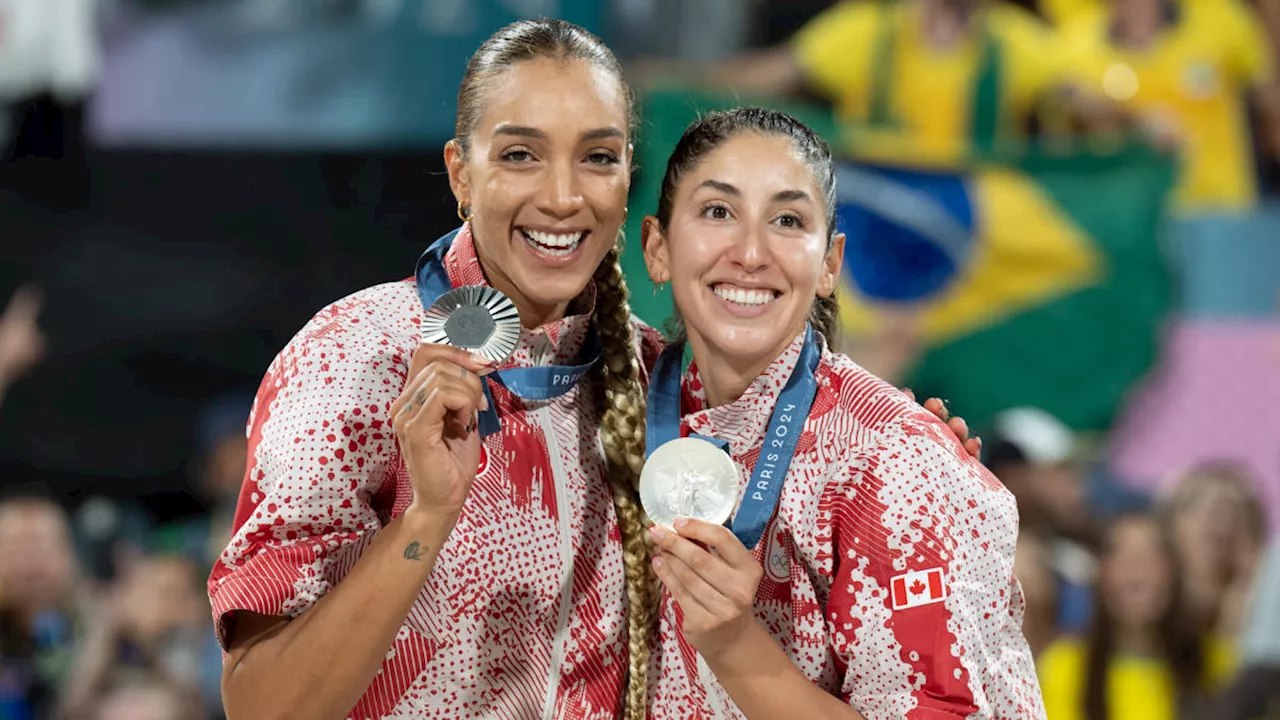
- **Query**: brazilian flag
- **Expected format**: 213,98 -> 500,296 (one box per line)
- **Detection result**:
623,89 -> 1176,432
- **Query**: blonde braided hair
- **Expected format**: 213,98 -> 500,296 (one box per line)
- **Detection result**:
591,242 -> 657,720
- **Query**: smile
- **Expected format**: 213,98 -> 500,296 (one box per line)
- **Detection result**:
711,283 -> 780,307
520,228 -> 586,257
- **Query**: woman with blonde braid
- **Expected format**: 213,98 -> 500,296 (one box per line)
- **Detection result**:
208,20 -> 975,720
639,108 -> 1041,719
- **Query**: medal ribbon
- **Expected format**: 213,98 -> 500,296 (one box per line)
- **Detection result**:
646,326 -> 822,550
414,228 -> 600,437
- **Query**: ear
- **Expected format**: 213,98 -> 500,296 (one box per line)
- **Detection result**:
444,139 -> 470,209
640,216 -> 670,284
817,232 -> 846,298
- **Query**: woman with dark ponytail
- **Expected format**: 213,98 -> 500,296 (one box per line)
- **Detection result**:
640,107 -> 1043,718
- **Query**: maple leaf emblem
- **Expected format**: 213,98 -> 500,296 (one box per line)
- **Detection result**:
909,579 -> 927,596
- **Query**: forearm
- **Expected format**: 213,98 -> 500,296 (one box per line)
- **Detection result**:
703,621 -> 864,720
699,47 -> 803,97
222,508 -> 456,720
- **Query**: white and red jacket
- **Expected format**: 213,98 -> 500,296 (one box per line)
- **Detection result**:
648,331 -> 1045,719
207,225 -> 662,719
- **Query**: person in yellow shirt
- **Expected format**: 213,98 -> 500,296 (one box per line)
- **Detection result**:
1058,0 -> 1280,212
638,0 -> 1069,166
1038,512 -> 1238,720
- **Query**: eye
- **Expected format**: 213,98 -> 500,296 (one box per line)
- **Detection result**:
586,150 -> 620,166
701,202 -> 732,221
774,212 -> 806,229
500,148 -> 534,163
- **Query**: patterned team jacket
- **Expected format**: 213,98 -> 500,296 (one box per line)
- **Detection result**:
207,225 -> 663,719
648,332 -> 1046,719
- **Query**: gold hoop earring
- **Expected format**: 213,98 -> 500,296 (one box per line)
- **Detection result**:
457,202 -> 472,223
622,207 -> 629,224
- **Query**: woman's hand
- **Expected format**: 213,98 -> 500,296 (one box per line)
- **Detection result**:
649,518 -> 763,661
392,342 -> 494,519
904,389 -> 981,459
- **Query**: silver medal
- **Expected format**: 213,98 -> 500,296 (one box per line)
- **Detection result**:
640,437 -> 740,529
420,286 -> 521,364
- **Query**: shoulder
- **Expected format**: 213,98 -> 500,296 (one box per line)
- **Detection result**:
257,280 -> 420,407
792,1 -> 879,60
1056,6 -> 1108,43
817,352 -> 1012,509
292,280 -> 422,346
1038,636 -> 1087,679
813,351 -> 921,435
990,5 -> 1058,48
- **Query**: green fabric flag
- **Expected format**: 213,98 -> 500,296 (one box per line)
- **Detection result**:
624,89 -> 1176,433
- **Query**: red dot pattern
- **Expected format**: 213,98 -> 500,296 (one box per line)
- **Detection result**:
207,225 -> 667,719
649,333 -> 1045,719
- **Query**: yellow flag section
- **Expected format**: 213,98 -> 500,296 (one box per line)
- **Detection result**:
837,167 -> 1101,345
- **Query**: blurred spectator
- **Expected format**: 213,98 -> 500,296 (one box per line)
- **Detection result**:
0,286 -> 46,412
1058,0 -> 1280,212
1038,512 -> 1236,720
86,669 -> 199,720
1014,530 -> 1061,657
0,494 -> 81,720
1157,461 -> 1267,637
56,555 -> 208,720
1215,535 -> 1280,720
987,407 -> 1099,634
152,393 -> 251,568
636,0 -> 1069,164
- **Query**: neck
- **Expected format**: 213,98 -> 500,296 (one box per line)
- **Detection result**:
1114,625 -> 1159,655
1113,0 -> 1164,46
687,326 -> 805,409
515,298 -> 571,330
921,0 -> 980,48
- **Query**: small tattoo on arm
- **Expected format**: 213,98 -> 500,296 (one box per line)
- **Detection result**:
403,541 -> 427,561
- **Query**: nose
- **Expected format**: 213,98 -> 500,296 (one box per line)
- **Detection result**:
727,221 -> 769,273
538,158 -> 585,220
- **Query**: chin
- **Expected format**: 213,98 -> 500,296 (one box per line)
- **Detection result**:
701,328 -> 788,362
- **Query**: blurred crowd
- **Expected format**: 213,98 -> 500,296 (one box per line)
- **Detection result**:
3,0 -> 1279,719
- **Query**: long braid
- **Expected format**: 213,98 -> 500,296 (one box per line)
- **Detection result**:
591,242 -> 657,719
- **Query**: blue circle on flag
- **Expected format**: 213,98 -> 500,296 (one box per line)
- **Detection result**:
835,165 -> 976,302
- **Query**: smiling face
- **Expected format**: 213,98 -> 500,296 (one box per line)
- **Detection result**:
644,131 -> 842,370
446,57 -> 631,327
1099,515 -> 1175,631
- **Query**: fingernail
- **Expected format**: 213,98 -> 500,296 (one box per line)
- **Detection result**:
468,351 -> 495,367
649,526 -> 667,542
652,556 -> 664,569
673,518 -> 688,530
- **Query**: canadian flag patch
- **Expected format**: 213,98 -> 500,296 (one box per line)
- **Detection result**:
890,567 -> 947,610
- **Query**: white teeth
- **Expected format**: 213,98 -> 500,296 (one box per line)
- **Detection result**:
523,229 -> 584,251
713,285 -> 775,306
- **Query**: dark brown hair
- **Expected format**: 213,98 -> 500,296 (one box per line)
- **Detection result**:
455,20 -> 653,718
1082,512 -> 1205,720
654,107 -> 839,344
455,18 -> 634,153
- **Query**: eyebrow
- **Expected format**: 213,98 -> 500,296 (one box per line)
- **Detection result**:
696,179 -> 813,204
492,125 -> 624,142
